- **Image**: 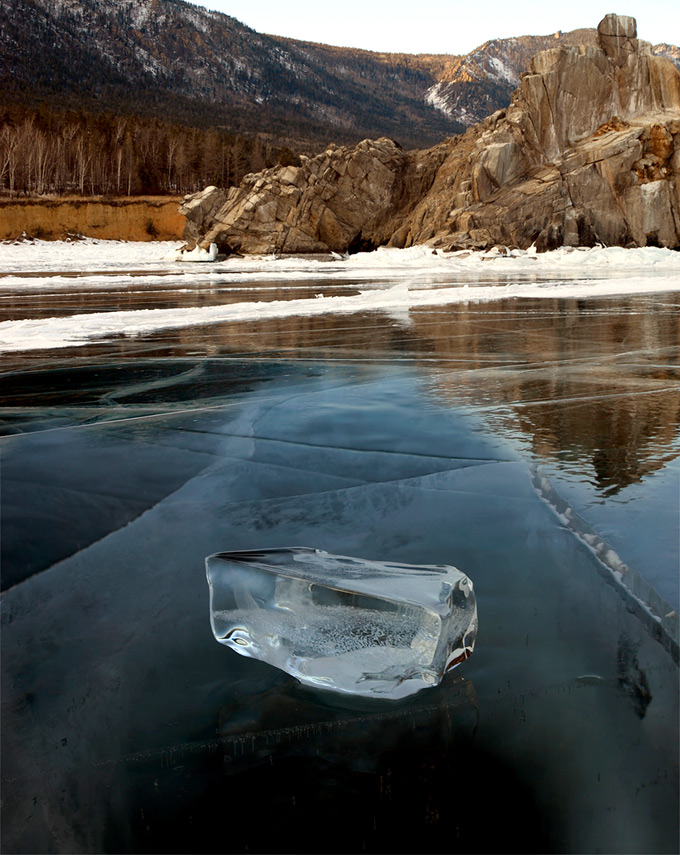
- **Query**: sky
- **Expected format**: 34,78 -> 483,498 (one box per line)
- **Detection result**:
188,0 -> 680,54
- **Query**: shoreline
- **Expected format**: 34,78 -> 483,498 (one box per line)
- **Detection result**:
0,196 -> 186,242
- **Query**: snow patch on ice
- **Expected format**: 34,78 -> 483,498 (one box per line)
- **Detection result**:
1,271 -> 679,355
173,243 -> 218,262
0,238 -> 183,274
4,241 -> 680,278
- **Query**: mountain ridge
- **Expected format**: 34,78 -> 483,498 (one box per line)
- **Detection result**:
2,0 -> 678,152
0,0 -> 458,150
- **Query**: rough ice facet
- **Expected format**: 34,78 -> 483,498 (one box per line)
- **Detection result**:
206,547 -> 478,699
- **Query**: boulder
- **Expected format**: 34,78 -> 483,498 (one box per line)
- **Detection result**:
184,15 -> 680,254
597,13 -> 638,64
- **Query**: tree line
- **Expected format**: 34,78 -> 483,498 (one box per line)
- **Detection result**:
0,105 -> 302,198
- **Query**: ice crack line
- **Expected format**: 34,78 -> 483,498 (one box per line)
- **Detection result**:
531,467 -> 679,662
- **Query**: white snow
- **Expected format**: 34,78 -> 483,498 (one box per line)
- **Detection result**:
173,242 -> 219,262
487,55 -> 519,85
0,237 -> 179,274
1,241 -> 679,354
425,82 -> 455,117
4,240 -> 678,277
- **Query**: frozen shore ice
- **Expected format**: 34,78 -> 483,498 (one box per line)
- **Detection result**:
2,242 -> 679,354
206,547 -> 478,699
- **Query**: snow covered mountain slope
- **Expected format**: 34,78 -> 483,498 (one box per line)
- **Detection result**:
0,0 -> 460,148
2,0 -> 678,147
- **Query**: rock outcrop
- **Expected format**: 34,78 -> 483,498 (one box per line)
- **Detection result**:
182,15 -> 680,255
182,139 -> 411,255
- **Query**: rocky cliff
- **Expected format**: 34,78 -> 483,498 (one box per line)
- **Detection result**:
183,15 -> 680,255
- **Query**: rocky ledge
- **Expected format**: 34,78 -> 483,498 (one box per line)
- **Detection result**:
181,15 -> 680,255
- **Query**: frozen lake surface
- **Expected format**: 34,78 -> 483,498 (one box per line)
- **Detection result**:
1,241 -> 679,854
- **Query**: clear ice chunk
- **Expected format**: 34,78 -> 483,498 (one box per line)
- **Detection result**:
206,547 -> 478,699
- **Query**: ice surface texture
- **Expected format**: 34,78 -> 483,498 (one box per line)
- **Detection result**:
206,547 -> 477,699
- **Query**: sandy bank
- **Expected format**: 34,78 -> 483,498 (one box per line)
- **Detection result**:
0,196 -> 185,241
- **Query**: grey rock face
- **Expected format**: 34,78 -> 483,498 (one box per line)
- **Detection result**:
182,139 -> 409,255
179,186 -> 227,246
184,15 -> 680,255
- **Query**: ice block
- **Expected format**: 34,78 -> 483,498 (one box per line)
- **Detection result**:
206,547 -> 477,699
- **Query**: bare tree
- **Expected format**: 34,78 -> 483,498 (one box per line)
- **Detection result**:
0,124 -> 19,196
0,106 -> 289,197
74,135 -> 91,195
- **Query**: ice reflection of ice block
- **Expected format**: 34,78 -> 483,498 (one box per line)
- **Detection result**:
206,547 -> 478,699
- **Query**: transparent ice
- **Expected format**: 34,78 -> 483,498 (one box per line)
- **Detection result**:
206,547 -> 478,699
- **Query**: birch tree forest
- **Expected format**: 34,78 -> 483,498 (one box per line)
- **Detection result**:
0,106 -> 300,197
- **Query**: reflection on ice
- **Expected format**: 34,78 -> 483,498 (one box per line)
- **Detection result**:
207,547 -> 477,699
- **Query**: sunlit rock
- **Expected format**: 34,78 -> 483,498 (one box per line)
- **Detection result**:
185,15 -> 680,254
206,547 -> 477,699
